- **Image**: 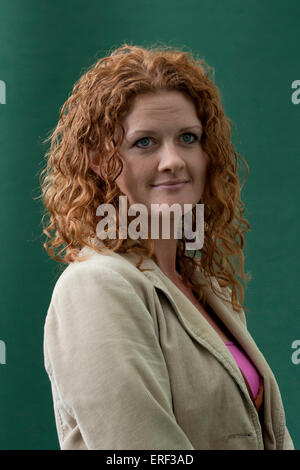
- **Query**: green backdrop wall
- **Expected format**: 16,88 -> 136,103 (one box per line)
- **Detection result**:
0,0 -> 299,450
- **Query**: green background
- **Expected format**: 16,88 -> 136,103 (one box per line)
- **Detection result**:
0,0 -> 299,450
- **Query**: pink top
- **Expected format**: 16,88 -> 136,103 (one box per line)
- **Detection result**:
225,342 -> 260,399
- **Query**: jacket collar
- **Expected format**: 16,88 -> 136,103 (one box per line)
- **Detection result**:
82,240 -> 283,447
121,250 -> 274,418
84,242 -> 275,412
85,240 -> 273,387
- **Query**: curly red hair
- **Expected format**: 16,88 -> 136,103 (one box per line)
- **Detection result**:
38,42 -> 251,313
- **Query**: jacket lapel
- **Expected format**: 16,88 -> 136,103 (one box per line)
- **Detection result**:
82,242 -> 283,448
139,257 -> 273,414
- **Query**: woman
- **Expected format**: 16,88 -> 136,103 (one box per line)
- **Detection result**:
39,43 -> 294,450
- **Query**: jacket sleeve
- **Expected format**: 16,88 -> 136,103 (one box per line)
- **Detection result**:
43,262 -> 195,450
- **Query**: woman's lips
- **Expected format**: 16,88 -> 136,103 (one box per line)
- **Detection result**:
151,182 -> 189,189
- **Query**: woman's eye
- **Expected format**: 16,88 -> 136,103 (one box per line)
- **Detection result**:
134,132 -> 198,149
134,137 -> 153,148
181,132 -> 198,143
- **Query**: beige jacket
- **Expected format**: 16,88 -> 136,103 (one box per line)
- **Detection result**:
43,244 -> 294,450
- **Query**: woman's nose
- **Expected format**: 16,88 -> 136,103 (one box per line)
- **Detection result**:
157,143 -> 186,172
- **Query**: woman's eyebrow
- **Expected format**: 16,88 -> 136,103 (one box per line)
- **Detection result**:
126,125 -> 202,140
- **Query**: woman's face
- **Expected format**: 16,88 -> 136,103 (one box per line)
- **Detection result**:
89,89 -> 208,221
115,90 -> 207,214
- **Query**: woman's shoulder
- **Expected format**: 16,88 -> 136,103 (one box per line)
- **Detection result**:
50,244 -> 154,302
